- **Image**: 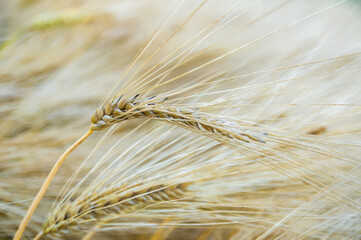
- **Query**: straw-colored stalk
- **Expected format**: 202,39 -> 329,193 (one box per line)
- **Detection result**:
38,182 -> 190,239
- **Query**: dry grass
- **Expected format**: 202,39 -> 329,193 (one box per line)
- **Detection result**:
1,0 -> 361,239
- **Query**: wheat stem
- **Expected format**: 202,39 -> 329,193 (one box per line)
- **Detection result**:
14,129 -> 93,240
33,232 -> 43,240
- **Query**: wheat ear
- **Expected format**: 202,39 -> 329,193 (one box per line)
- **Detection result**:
14,129 -> 93,240
40,182 -> 190,238
91,94 -> 267,144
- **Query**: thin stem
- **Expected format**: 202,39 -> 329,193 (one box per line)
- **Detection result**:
33,232 -> 43,240
14,129 -> 94,240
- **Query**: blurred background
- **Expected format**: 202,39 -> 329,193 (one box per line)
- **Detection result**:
1,0 -> 361,239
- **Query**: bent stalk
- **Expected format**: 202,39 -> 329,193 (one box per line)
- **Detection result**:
14,129 -> 94,240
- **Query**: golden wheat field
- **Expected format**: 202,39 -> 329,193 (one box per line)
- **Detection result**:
1,0 -> 361,239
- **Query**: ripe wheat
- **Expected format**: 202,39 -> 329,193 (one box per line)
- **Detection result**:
40,182 -> 190,238
2,0 -> 360,239
91,94 -> 267,143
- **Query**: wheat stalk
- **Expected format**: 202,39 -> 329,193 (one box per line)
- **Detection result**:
14,130 -> 94,240
36,181 -> 190,239
91,94 -> 267,144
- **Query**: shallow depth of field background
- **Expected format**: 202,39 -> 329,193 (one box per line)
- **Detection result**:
1,0 -> 361,239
